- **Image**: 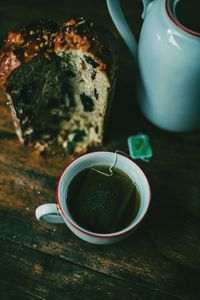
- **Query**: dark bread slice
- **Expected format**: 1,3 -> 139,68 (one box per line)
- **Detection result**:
0,18 -> 118,155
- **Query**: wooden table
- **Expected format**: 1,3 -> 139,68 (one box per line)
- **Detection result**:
0,1 -> 199,299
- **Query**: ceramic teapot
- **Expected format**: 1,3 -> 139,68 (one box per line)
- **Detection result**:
106,0 -> 200,132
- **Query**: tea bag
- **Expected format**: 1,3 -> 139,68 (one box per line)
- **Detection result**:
75,166 -> 136,233
128,134 -> 153,161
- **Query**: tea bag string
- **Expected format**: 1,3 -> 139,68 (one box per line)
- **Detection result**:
116,149 -> 150,162
91,150 -> 129,177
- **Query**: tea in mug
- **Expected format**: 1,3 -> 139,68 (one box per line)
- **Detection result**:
67,166 -> 141,234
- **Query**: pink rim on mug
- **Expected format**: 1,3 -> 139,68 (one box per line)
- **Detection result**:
165,0 -> 200,38
56,151 -> 151,239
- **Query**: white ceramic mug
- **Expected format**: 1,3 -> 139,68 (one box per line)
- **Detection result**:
35,151 -> 151,245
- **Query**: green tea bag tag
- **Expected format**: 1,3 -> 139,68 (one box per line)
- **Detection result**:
128,134 -> 153,161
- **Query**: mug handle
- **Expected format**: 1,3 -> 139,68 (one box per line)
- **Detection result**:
35,203 -> 65,224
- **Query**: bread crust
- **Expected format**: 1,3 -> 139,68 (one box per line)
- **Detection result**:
0,18 -> 117,88
0,18 -> 118,155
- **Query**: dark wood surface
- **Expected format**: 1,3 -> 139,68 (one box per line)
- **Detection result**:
0,1 -> 200,299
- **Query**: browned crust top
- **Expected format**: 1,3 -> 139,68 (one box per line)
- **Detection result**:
0,17 -> 117,88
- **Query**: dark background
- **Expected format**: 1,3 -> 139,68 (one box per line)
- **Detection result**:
0,1 -> 200,300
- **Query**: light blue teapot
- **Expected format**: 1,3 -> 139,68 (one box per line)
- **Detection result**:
107,0 -> 200,132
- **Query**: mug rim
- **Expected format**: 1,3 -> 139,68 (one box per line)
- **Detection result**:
56,150 -> 151,238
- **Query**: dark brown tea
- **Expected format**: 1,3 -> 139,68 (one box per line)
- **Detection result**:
176,0 -> 200,33
67,166 -> 141,234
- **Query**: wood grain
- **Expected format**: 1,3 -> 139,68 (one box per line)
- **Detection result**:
1,239 -> 183,300
0,1 -> 200,300
0,98 -> 199,300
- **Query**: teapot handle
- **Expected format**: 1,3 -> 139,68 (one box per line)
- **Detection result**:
106,0 -> 153,58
